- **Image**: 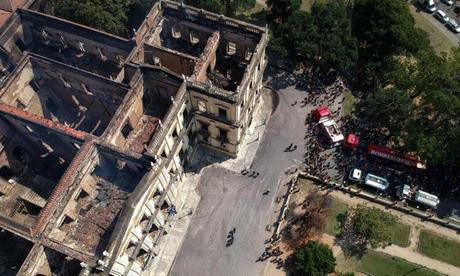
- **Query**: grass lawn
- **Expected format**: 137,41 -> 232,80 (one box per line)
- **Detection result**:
418,230 -> 460,267
299,177 -> 410,246
324,199 -> 349,236
357,251 -> 441,276
343,90 -> 357,117
389,222 -> 411,248
409,7 -> 456,55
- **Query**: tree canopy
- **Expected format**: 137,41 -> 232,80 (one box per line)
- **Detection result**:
360,87 -> 414,137
266,0 -> 301,24
293,241 -> 336,276
350,205 -> 397,248
352,0 -> 430,60
310,2 -> 358,74
359,46 -> 460,166
50,0 -> 133,36
270,1 -> 357,74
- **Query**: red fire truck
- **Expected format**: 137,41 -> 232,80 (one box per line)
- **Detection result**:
343,134 -> 426,169
313,106 -> 344,146
367,144 -> 426,169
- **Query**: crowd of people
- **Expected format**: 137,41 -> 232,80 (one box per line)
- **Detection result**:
264,62 -> 460,272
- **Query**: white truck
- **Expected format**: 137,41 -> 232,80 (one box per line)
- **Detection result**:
348,169 -> 389,191
321,119 -> 344,146
363,174 -> 389,191
396,184 -> 440,209
415,190 -> 440,209
348,168 -> 362,182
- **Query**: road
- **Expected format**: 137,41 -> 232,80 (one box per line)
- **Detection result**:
170,80 -> 309,276
412,2 -> 460,45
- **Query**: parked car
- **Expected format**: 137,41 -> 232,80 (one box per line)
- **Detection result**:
418,0 -> 437,12
447,18 -> 460,33
442,0 -> 454,5
434,10 -> 449,23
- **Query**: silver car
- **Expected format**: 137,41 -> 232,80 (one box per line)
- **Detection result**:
434,10 -> 449,23
447,18 -> 460,33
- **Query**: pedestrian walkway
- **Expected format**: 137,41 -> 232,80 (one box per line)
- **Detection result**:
220,88 -> 273,172
408,227 -> 420,251
376,245 -> 460,276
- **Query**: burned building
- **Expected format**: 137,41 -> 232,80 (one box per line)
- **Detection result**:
0,0 -> 267,275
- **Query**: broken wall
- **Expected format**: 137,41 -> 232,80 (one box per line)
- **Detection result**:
0,109 -> 81,230
107,68 -> 181,154
0,9 -> 136,79
142,44 -> 196,77
0,54 -> 130,136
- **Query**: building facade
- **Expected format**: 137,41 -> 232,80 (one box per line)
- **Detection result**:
0,1 -> 267,275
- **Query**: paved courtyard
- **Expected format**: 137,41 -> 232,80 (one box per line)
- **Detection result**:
170,73 -> 309,276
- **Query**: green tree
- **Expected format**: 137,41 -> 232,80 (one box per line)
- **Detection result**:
405,89 -> 460,165
350,205 -> 397,248
293,241 -> 336,276
50,0 -> 133,36
378,48 -> 460,166
309,1 -> 357,74
270,2 -> 357,74
270,10 -> 316,59
266,0 -> 301,23
352,0 -> 430,84
352,0 -> 430,60
126,0 -> 156,32
361,87 -> 414,138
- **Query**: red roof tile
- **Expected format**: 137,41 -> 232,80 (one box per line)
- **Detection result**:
0,0 -> 26,12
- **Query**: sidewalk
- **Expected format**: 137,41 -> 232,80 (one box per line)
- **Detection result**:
219,88 -> 274,172
376,245 -> 460,276
143,172 -> 201,276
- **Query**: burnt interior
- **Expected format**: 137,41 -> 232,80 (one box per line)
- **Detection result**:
140,44 -> 197,77
158,14 -> 210,57
58,148 -> 148,255
155,8 -> 260,92
34,247 -> 82,276
116,69 -> 180,154
208,55 -> 248,91
3,11 -> 135,79
0,114 -> 79,228
0,229 -> 33,276
30,43 -> 122,79
0,57 -> 127,136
